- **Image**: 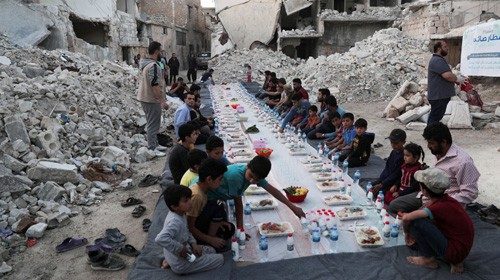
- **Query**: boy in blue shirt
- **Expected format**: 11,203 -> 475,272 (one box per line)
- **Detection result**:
207,156 -> 305,231
326,112 -> 356,151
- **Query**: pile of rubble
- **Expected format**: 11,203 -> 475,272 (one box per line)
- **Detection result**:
383,79 -> 500,131
280,25 -> 319,37
0,35 -> 171,267
320,7 -> 401,21
213,28 -> 429,103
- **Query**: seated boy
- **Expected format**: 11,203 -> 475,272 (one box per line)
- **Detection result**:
180,149 -> 208,187
326,112 -> 355,151
318,111 -> 342,141
165,122 -> 199,184
307,95 -> 345,140
339,118 -> 374,167
205,135 -> 231,166
187,159 -> 235,251
207,156 -> 305,231
401,168 -> 474,274
298,105 -> 321,134
155,185 -> 223,275
370,129 -> 406,196
279,93 -> 310,133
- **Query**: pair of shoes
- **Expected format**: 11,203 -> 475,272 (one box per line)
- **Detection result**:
87,246 -> 126,271
142,219 -> 152,232
132,206 -> 146,218
138,174 -> 159,188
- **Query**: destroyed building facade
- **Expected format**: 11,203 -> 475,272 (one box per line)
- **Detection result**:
0,0 -> 211,69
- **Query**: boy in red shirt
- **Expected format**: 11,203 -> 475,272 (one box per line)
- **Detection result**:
298,105 -> 320,134
401,168 -> 474,274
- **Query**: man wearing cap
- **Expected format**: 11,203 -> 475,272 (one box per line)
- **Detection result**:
388,122 -> 480,214
401,168 -> 474,274
370,129 -> 406,196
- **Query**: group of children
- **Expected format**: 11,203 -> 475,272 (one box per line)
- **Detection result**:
155,76 -> 474,275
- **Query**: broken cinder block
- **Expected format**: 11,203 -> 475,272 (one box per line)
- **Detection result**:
27,161 -> 79,184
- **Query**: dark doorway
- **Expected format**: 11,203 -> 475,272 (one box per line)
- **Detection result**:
70,14 -> 108,47
296,38 -> 318,59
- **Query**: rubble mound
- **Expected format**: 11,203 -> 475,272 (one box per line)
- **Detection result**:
212,28 -> 429,102
320,7 -> 401,20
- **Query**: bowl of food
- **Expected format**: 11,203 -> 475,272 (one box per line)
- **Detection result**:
230,103 -> 239,109
255,148 -> 273,158
283,186 -> 309,203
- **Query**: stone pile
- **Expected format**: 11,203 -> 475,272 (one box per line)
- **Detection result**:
280,25 -> 319,37
212,28 -> 429,103
0,35 -> 173,265
320,7 -> 401,21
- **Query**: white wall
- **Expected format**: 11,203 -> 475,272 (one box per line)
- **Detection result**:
40,0 -> 116,20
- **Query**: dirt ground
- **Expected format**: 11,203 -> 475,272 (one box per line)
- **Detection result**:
4,79 -> 499,280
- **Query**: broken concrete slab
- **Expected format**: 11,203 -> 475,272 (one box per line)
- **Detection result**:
92,181 -> 112,192
27,161 -> 79,184
447,101 -> 472,129
470,112 -> 495,120
35,131 -> 61,156
25,223 -> 48,238
3,154 -> 28,173
36,181 -> 65,201
0,176 -> 31,194
406,122 -> 427,131
283,0 -> 313,15
100,146 -> 130,169
3,115 -> 30,144
0,56 -> 11,66
391,96 -> 410,112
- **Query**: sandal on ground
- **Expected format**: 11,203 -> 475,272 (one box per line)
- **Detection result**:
56,236 -> 88,253
105,228 -> 126,243
119,244 -> 140,257
138,175 -> 159,188
121,197 -> 143,207
142,219 -> 152,232
88,248 -> 125,271
132,206 -> 146,218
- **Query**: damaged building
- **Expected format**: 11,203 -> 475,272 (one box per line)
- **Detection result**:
213,0 -> 500,60
0,0 -> 211,68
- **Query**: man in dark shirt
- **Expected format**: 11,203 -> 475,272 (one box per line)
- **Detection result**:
371,129 -> 406,196
427,41 -> 462,124
201,69 -> 215,85
187,53 -> 198,83
166,122 -> 199,184
292,78 -> 309,100
169,77 -> 188,100
167,53 -> 180,85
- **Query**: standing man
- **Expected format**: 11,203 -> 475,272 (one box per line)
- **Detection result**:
187,53 -> 198,83
136,41 -> 168,156
174,92 -> 196,138
388,122 -> 480,214
168,53 -> 180,85
427,41 -> 464,124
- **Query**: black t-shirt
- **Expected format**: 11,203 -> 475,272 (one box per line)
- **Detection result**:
201,72 -> 212,82
428,54 -> 455,100
168,143 -> 190,184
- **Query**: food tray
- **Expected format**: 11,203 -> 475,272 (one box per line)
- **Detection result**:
229,155 -> 253,163
289,148 -> 308,156
336,207 -> 367,221
244,184 -> 268,195
316,181 -> 343,192
305,163 -> 328,173
246,197 -> 278,210
229,149 -> 253,157
258,222 -> 294,237
301,156 -> 322,164
313,173 -> 334,182
354,226 -> 385,247
228,142 -> 248,149
322,194 -> 353,206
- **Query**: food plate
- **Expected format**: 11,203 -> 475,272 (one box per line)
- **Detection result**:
316,181 -> 343,192
336,207 -> 367,221
305,163 -> 328,173
258,222 -> 294,237
246,197 -> 278,210
354,226 -> 385,247
244,184 -> 268,195
228,155 -> 253,163
224,127 -> 240,132
301,156 -> 322,164
289,148 -> 308,156
313,172 -> 334,182
228,149 -> 253,157
322,194 -> 353,206
229,141 -> 248,149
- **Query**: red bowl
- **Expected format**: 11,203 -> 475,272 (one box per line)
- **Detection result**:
255,148 -> 273,158
285,190 -> 308,203
230,103 -> 239,109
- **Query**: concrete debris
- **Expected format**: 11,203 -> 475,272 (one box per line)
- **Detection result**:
135,147 -> 156,163
35,181 -> 65,201
25,223 -> 48,238
406,122 -> 428,131
212,28 -> 428,102
320,7 -> 401,21
27,161 -> 79,184
280,25 -> 319,37
100,146 -> 130,169
0,56 -> 11,66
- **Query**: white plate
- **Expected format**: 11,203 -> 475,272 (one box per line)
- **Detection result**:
258,222 -> 294,237
229,142 -> 248,149
301,156 -> 322,164
322,194 -> 353,206
229,155 -> 253,163
313,173 -> 334,182
228,149 -> 253,157
289,148 -> 308,156
336,207 -> 367,221
316,181 -> 343,192
305,163 -> 329,173
244,184 -> 268,195
354,226 -> 385,247
246,197 -> 278,210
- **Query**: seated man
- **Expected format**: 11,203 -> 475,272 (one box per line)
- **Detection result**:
275,78 -> 294,114
388,122 -> 480,214
207,156 -> 305,231
279,93 -> 310,132
173,92 -> 195,138
166,122 -> 199,184
180,149 -> 208,187
205,135 -> 231,166
292,78 -> 309,100
257,72 -> 276,99
187,159 -> 234,252
264,78 -> 283,108
190,93 -> 212,145
169,77 -> 188,100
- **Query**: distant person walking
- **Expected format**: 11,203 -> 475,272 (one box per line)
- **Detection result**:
136,41 -> 169,156
168,53 -> 180,85
187,53 -> 198,83
427,41 -> 464,124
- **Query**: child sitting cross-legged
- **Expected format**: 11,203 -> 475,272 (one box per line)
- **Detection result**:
180,149 -> 208,187
339,118 -> 374,167
325,112 -> 356,152
155,185 -> 224,275
298,105 -> 321,134
400,168 -> 474,274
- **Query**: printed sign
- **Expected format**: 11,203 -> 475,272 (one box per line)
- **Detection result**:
461,20 -> 500,77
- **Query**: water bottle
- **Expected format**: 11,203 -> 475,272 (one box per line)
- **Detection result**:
333,153 -> 340,166
382,221 -> 391,240
286,233 -> 294,259
259,236 -> 269,262
329,225 -> 339,253
378,191 -> 384,204
311,228 -> 321,255
345,184 -> 352,196
238,229 -> 246,250
300,217 -> 309,233
353,170 -> 361,185
231,237 -> 239,261
244,203 -> 252,227
342,160 -> 349,175
390,224 -> 399,246
228,200 -> 235,222
366,182 -> 373,193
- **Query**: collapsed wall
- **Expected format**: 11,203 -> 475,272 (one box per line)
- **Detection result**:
212,28 -> 430,102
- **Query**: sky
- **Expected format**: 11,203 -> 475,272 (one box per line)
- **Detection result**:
200,0 -> 215,8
